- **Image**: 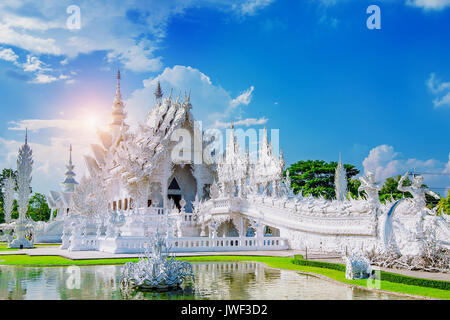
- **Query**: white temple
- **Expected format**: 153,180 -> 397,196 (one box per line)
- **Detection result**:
29,71 -> 449,260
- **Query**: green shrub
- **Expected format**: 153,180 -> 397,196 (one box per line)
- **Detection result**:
292,257 -> 449,291
291,257 -> 345,272
379,271 -> 449,291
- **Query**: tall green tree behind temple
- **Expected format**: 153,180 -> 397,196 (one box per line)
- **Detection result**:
27,193 -> 51,221
378,175 -> 412,203
284,160 -> 360,199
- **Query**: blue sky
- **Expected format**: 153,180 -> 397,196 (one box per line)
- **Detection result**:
0,0 -> 449,195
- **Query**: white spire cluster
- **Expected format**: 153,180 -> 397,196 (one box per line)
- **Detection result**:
334,153 -> 347,201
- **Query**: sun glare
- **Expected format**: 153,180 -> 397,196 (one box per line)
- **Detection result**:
86,115 -> 97,128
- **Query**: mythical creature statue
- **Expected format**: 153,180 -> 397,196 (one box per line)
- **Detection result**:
106,210 -> 126,237
208,219 -> 221,238
343,252 -> 373,280
398,172 -> 440,215
358,171 -> 380,207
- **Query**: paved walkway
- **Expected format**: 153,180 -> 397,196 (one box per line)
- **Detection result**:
1,246 -> 448,282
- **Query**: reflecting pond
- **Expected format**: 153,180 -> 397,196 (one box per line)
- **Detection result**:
0,262 -> 415,300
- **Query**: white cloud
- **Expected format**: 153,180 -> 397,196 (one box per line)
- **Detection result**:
0,0 -> 274,75
126,65 -> 256,128
433,92 -> 450,107
406,0 -> 450,10
8,119 -> 82,132
426,73 -> 450,107
230,86 -> 255,109
30,74 -> 58,84
235,0 -> 275,16
427,73 -> 450,93
0,47 -> 18,62
0,49 -> 73,84
213,117 -> 267,128
22,55 -> 48,72
362,144 -> 450,194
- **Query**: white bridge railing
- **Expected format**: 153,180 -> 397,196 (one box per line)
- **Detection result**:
69,235 -> 289,253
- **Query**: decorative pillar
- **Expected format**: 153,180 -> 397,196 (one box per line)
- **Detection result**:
162,161 -> 169,211
193,164 -> 204,200
238,216 -> 245,238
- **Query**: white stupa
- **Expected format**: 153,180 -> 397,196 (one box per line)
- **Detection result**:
61,144 -> 79,192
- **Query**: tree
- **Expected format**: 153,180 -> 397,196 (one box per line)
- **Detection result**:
347,179 -> 362,199
27,193 -> 51,221
285,160 -> 360,199
436,190 -> 450,215
378,176 -> 411,203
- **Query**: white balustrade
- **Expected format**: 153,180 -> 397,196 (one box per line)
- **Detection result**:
91,235 -> 288,253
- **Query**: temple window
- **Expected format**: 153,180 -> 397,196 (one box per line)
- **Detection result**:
113,201 -> 116,211
124,198 -> 128,210
118,200 -> 122,210
147,199 -> 152,207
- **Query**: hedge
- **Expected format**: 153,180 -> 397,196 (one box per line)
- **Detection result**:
378,271 -> 449,291
292,256 -> 345,272
292,256 -> 449,291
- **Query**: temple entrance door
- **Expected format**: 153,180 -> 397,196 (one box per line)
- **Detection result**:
168,194 -> 182,210
168,177 -> 182,210
167,165 -> 197,213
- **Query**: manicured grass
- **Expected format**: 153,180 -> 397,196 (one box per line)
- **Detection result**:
0,254 -> 448,300
0,244 -> 61,251
0,254 -> 139,266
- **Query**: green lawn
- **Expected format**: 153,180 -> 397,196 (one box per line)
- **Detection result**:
0,254 -> 448,300
0,244 -> 61,251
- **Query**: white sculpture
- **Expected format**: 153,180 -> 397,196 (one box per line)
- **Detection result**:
334,155 -> 347,201
72,174 -> 108,217
358,171 -> 380,207
343,253 -> 372,280
9,131 -> 34,249
120,231 -> 194,290
2,173 -> 15,223
398,172 -> 440,214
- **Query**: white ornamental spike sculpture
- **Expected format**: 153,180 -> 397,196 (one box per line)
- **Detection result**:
3,173 -> 15,223
334,153 -> 347,201
9,130 -> 34,248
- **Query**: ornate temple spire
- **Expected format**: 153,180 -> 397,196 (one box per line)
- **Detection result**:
61,144 -> 79,193
17,130 -> 33,221
110,69 -> 128,134
155,81 -> 163,100
335,153 -> 348,201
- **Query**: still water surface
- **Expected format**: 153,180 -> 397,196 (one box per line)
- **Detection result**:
0,262 -> 414,300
